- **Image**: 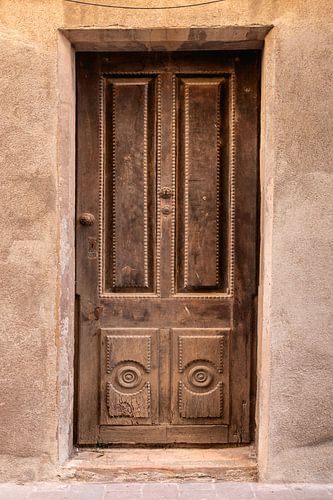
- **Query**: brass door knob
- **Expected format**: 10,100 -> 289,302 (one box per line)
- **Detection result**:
79,213 -> 95,226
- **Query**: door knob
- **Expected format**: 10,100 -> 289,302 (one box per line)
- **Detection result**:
79,213 -> 95,226
161,205 -> 172,216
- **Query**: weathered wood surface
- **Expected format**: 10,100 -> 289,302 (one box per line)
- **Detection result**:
76,51 -> 260,445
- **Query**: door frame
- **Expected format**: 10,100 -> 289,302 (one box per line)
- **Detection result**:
57,25 -> 273,464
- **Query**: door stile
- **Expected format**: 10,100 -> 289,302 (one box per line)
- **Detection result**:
157,71 -> 174,424
159,328 -> 172,424
228,53 -> 260,443
159,72 -> 175,299
76,54 -> 102,444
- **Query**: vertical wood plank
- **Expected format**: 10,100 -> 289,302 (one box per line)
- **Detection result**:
228,52 -> 260,443
76,53 -> 101,444
159,328 -> 171,423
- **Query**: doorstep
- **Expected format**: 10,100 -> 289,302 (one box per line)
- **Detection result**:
61,446 -> 257,483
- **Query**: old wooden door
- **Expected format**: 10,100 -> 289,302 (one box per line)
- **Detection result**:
76,51 -> 260,445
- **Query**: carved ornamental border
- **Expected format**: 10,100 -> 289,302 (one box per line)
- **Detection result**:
170,72 -> 236,298
98,72 -> 162,298
98,71 -> 236,299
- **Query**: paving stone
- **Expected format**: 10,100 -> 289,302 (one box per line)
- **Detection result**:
27,484 -> 70,499
29,492 -> 69,499
69,483 -> 105,499
105,483 -> 144,492
30,484 -> 70,491
214,483 -> 255,499
179,491 -> 217,500
143,483 -> 179,499
0,485 -> 30,500
252,484 -> 295,499
0,481 -> 333,499
104,482 -> 143,499
104,490 -> 143,500
291,484 -> 332,498
178,482 -> 215,490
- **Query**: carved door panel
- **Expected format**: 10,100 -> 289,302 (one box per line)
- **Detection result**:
76,52 -> 260,445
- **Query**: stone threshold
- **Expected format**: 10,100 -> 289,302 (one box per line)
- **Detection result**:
61,445 -> 257,483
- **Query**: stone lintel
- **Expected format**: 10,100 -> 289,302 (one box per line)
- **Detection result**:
60,26 -> 273,51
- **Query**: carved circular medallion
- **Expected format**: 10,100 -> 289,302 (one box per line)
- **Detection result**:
188,365 -> 214,388
116,365 -> 141,388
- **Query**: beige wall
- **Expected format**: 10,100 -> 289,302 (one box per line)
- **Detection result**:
0,0 -> 332,483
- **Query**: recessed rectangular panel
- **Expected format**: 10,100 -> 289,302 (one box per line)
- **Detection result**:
176,76 -> 230,294
171,329 -> 230,425
104,76 -> 157,293
100,329 -> 159,425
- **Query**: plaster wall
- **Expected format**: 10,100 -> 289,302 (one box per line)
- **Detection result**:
0,0 -> 332,483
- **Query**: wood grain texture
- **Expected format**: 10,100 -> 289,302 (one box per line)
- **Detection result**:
104,76 -> 157,294
76,51 -> 260,445
177,77 -> 224,291
99,424 -> 229,444
100,329 -> 158,425
76,54 -> 101,444
171,329 -> 229,425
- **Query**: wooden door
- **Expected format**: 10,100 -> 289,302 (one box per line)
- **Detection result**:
76,51 -> 260,445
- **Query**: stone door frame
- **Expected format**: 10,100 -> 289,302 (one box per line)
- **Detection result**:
57,25 -> 273,474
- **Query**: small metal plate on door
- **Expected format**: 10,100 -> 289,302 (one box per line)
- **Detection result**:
161,205 -> 172,215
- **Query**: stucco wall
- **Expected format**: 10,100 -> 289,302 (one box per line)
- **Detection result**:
0,0 -> 332,483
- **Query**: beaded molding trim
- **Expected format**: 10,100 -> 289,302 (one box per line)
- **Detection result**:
111,83 -> 118,289
98,75 -> 105,297
219,335 -> 224,374
98,71 -> 235,299
220,381 -> 224,418
98,73 -> 161,298
183,84 -> 190,288
215,85 -> 221,288
171,73 -> 236,298
155,75 -> 162,297
178,333 -> 227,373
228,73 -> 236,297
170,75 -> 177,295
143,83 -> 149,288
105,334 -> 152,373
